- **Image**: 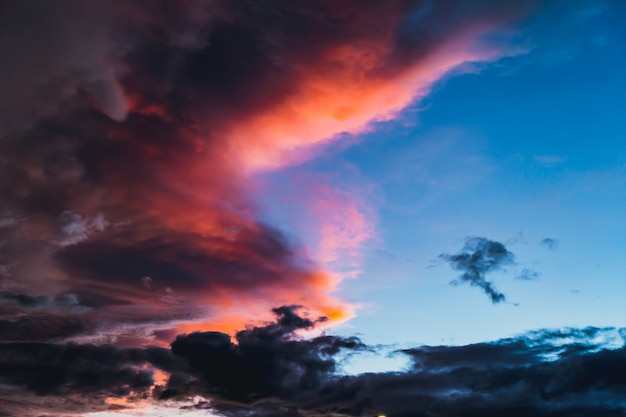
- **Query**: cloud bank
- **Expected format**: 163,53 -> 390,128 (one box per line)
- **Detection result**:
1,307 -> 624,417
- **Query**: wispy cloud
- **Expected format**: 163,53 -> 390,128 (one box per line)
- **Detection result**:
540,237 -> 559,250
516,267 -> 541,280
533,154 -> 568,167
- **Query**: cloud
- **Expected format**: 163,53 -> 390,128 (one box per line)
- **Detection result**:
0,306 -> 366,415
541,237 -> 559,250
439,237 -> 515,303
0,315 -> 90,343
0,341 -> 172,406
0,0 -> 129,135
202,321 -> 626,417
0,291 -> 85,312
0,331 -> 181,414
1,307 -> 624,417
298,180 -> 376,280
0,0 -> 542,343
0,211 -> 20,228
306,328 -> 626,417
516,267 -> 540,281
166,306 -> 366,403
55,211 -> 108,247
0,2 -> 619,417
519,0 -> 615,65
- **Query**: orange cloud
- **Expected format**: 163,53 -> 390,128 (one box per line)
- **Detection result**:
80,12 -> 524,342
0,0 -> 537,346
224,27 -> 511,172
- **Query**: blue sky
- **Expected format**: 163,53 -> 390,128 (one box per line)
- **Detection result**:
254,0 -> 626,355
2,1 -> 626,415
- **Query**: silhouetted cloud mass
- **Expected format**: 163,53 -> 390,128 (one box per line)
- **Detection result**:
439,237 -> 515,303
1,307 -> 625,417
166,306 -> 367,403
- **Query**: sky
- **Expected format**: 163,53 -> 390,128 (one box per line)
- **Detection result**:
0,1 -> 625,416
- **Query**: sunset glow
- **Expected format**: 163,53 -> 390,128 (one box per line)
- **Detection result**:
1,1 -> 625,416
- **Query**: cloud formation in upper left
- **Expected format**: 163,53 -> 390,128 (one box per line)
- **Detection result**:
0,0 -> 541,343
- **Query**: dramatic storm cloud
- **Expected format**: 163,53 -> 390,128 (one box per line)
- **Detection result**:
0,0 -> 539,343
1,307 -> 624,417
167,306 -> 367,403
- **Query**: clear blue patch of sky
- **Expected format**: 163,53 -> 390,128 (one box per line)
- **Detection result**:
253,1 -> 626,353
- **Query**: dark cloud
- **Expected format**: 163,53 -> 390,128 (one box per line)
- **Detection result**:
0,315 -> 90,342
439,237 -> 515,303
0,307 -> 624,417
0,0 -> 124,135
55,224 -> 303,295
166,306 -> 366,403
304,333 -> 626,417
541,238 -> 559,250
165,323 -> 626,417
0,341 -> 181,416
0,291 -> 84,312
0,292 -> 94,342
1,293 -> 55,311
0,306 -> 367,415
0,342 -> 167,397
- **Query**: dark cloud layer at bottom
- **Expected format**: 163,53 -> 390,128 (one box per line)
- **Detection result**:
0,307 -> 624,417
